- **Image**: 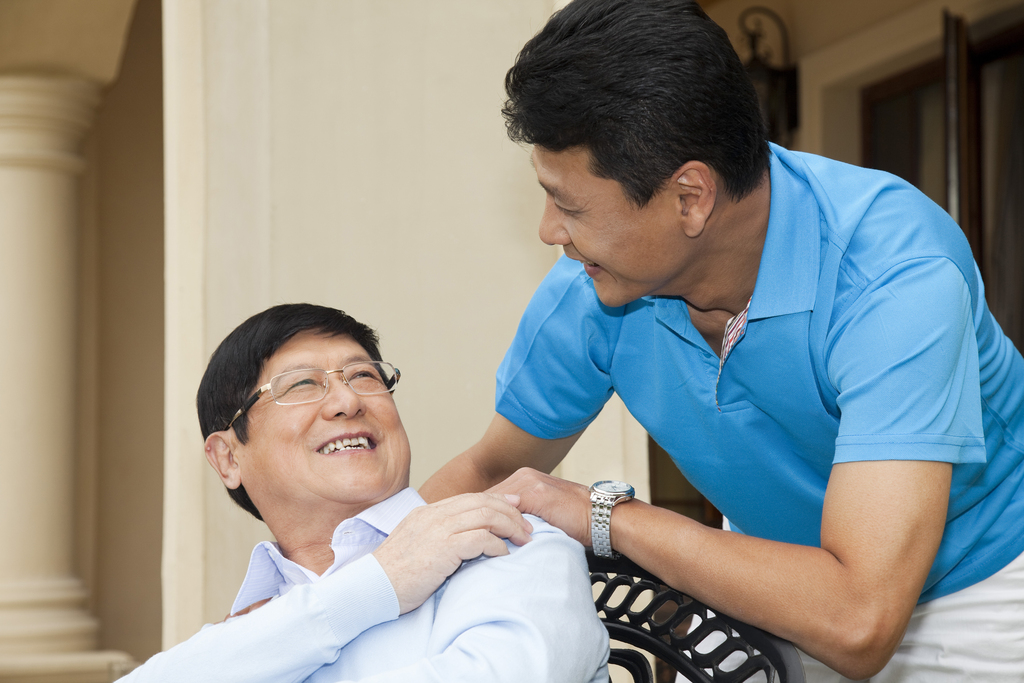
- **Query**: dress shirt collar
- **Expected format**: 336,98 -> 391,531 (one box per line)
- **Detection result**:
230,487 -> 424,614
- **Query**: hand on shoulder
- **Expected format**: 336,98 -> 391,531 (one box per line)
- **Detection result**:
372,492 -> 534,614
488,468 -> 593,547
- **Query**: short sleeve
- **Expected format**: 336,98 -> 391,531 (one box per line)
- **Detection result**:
827,257 -> 987,464
495,256 -> 622,439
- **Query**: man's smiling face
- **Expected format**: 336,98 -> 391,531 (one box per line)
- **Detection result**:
226,331 -> 411,522
532,145 -> 696,308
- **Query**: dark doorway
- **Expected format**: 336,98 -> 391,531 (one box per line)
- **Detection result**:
862,17 -> 1024,348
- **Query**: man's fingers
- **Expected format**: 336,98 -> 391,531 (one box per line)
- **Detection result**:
451,528 -> 512,561
486,468 -> 593,546
371,491 -> 546,614
433,492 -> 534,534
374,510 -> 520,615
438,504 -> 533,547
421,492 -> 534,545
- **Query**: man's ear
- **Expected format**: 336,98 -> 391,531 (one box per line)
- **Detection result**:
205,432 -> 242,490
672,161 -> 718,238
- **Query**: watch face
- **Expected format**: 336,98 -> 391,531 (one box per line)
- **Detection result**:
595,480 -> 633,495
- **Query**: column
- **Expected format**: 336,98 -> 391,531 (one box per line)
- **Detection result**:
0,75 -> 133,682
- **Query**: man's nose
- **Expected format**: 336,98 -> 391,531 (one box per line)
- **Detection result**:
321,376 -> 364,418
538,196 -> 571,247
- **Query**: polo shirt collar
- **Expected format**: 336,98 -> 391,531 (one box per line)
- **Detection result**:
747,144 -> 821,321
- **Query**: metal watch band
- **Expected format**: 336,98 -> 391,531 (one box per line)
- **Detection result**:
591,493 -> 617,559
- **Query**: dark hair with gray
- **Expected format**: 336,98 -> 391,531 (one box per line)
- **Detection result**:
503,0 -> 769,206
196,303 -> 382,520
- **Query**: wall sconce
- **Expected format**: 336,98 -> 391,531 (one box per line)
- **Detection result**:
740,6 -> 799,147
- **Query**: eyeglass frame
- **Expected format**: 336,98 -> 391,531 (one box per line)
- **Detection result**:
223,361 -> 401,432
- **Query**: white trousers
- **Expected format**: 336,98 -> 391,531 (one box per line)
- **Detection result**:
801,548 -> 1024,682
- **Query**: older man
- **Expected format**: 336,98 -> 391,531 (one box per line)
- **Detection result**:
421,1 -> 1024,682
123,303 -> 609,682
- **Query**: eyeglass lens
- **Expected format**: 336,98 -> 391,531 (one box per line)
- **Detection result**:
269,362 -> 397,404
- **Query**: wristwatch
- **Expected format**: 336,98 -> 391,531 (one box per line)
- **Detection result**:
589,480 -> 635,559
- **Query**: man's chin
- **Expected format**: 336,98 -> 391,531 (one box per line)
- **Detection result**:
592,284 -> 642,309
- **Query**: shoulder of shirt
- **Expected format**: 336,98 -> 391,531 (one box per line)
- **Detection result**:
771,144 -> 975,285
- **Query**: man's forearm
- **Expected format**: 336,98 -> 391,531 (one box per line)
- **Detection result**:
613,502 -> 865,671
493,459 -> 949,680
420,414 -> 582,503
121,555 -> 398,682
611,461 -> 950,680
419,451 -> 499,502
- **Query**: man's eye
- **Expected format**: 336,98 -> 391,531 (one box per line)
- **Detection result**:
276,376 -> 323,397
346,364 -> 389,391
349,370 -> 383,384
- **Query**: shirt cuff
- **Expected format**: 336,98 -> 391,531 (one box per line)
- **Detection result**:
311,553 -> 400,646
834,434 -> 987,464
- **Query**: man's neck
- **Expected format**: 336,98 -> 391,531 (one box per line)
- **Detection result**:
279,536 -> 338,576
266,505 -> 360,576
683,173 -> 771,355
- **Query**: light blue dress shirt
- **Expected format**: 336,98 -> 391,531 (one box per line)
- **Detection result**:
122,488 -> 610,682
495,144 -> 1024,604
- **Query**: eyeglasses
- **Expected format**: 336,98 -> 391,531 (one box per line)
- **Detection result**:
224,361 -> 400,431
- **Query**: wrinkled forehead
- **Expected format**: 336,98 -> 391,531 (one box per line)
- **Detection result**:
259,331 -> 372,384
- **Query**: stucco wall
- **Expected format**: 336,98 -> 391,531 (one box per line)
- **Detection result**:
163,0 -> 654,640
86,0 -> 165,661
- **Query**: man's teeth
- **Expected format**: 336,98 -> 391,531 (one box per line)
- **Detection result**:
319,436 -> 371,454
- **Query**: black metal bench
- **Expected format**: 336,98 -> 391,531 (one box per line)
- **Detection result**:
588,551 -> 805,683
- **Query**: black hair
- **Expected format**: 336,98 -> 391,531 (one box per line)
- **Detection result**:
503,0 -> 769,205
196,303 -> 383,520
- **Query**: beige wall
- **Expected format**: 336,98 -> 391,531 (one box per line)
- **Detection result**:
83,0 -> 165,663
0,0 -> 135,82
162,0 -> 653,642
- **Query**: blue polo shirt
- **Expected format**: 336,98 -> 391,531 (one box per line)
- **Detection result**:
495,144 -> 1024,603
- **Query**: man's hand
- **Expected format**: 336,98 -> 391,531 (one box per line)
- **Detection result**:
488,468 -> 593,547
373,492 -> 534,614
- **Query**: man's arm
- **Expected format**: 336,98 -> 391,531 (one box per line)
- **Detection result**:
120,554 -> 399,683
121,493 -> 534,683
491,459 -> 950,680
419,413 -> 582,502
423,417 -> 950,679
